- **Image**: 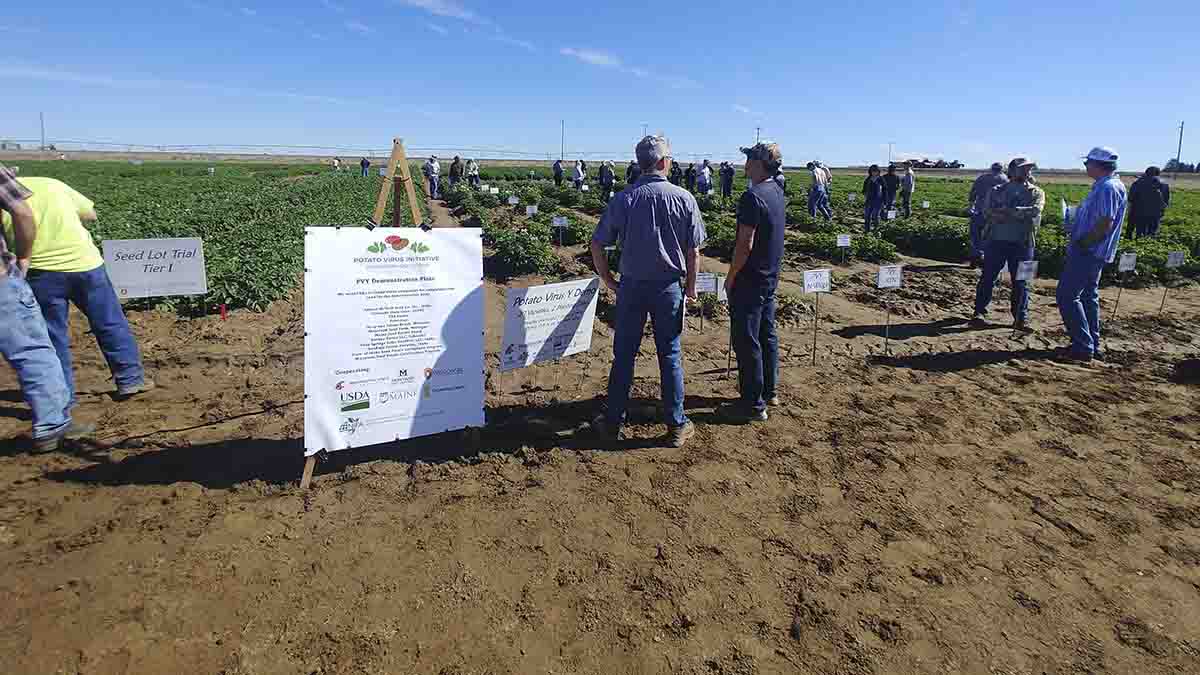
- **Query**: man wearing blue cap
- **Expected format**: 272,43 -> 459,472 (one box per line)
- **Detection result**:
1055,147 -> 1127,362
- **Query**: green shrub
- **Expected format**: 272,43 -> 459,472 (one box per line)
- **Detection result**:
876,216 -> 970,262
492,229 -> 560,276
703,215 -> 738,259
786,232 -> 898,264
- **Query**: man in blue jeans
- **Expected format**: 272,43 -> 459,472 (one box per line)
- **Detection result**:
967,163 -> 1009,267
0,163 -> 94,452
970,158 -> 1045,332
2,176 -> 152,406
589,135 -> 706,448
807,162 -> 833,221
720,143 -> 786,423
1056,147 -> 1128,362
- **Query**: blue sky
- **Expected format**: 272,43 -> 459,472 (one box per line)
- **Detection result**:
2,0 -> 1197,169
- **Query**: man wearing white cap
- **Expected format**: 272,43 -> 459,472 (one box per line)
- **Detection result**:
1055,147 -> 1127,362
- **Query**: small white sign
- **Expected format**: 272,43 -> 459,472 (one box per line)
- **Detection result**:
1016,260 -> 1039,281
581,184 -> 590,192
379,167 -> 388,177
876,265 -> 902,289
848,193 -> 856,203
886,210 -> 897,220
551,216 -> 568,227
490,187 -> 499,195
836,234 -> 852,248
480,183 -> 489,191
526,205 -> 538,216
1118,252 -> 1137,273
103,238 -> 208,299
207,167 -> 215,175
507,195 -> 519,206
1061,198 -> 1075,227
803,269 -> 832,294
1167,251 -> 1187,269
129,160 -> 144,166
696,273 -> 719,294
921,200 -> 930,209
501,278 -> 601,372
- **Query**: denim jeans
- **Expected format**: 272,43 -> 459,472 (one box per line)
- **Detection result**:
0,275 -> 72,439
605,278 -> 687,428
901,191 -> 912,217
721,183 -> 733,199
730,284 -> 778,413
973,240 -> 1035,323
1133,217 -> 1162,238
26,265 -> 145,406
884,190 -> 897,210
427,176 -> 439,199
809,184 -> 832,220
864,199 -> 884,231
1056,253 -> 1106,356
968,213 -> 987,259
361,167 -> 368,177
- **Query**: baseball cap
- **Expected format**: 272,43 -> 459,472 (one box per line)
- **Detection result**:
1009,157 -> 1036,169
1083,147 -> 1118,164
740,142 -> 782,167
990,162 -> 1004,171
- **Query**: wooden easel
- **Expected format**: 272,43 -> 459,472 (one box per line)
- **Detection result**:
371,138 -> 423,227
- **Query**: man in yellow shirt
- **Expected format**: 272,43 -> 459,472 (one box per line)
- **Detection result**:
1,177 -> 152,406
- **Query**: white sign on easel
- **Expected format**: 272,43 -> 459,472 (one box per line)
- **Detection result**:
103,238 -> 208,299
1118,252 -> 1137,273
500,278 -> 600,371
303,227 -> 485,455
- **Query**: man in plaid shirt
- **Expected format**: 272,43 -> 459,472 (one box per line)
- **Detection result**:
0,162 -> 93,452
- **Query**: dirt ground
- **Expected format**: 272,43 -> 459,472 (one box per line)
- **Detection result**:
1,242 -> 1199,674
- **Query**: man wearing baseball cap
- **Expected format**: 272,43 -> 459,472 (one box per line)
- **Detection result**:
970,158 -> 1044,331
719,142 -> 786,423
1055,147 -> 1127,361
966,162 -> 1009,267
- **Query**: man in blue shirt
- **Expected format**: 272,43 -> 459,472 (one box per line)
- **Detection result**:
967,163 -> 1009,267
590,135 -> 706,447
720,143 -> 786,423
1055,147 -> 1128,362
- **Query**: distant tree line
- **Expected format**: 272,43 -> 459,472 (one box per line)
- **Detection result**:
1164,159 -> 1199,173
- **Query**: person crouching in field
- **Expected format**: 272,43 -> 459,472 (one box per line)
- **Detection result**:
0,163 -> 95,452
1,176 -> 153,410
970,158 -> 1044,332
862,165 -> 886,232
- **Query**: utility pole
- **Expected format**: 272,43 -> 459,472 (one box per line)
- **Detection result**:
1173,121 -> 1185,183
641,123 -> 648,138
755,127 -> 761,144
560,120 -> 564,161
888,142 -> 895,165
40,112 -> 46,151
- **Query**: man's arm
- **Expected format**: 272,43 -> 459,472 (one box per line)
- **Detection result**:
7,199 -> 37,275
1076,183 -> 1122,248
1162,183 -> 1171,208
684,246 -> 699,300
590,240 -> 618,293
590,198 -> 622,293
1077,217 -> 1114,249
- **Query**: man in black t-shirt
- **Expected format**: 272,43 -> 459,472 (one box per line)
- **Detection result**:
720,142 -> 786,423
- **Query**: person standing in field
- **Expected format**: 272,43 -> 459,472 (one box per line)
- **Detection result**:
589,135 -> 705,448
448,156 -> 464,189
720,161 -> 736,201
969,158 -> 1044,332
332,157 -> 341,172
625,160 -> 641,185
685,163 -> 696,192
862,165 -> 886,232
573,159 -> 586,190
807,161 -> 833,221
553,159 -> 564,187
0,163 -> 94,452
669,161 -> 683,186
968,163 -> 1009,267
882,164 -> 901,214
1055,147 -> 1128,362
696,160 -> 713,195
1,176 -> 153,409
1128,166 -> 1170,238
599,161 -> 616,201
359,157 -> 370,178
900,163 -> 916,217
466,158 -> 481,188
720,143 -> 787,423
422,156 -> 440,199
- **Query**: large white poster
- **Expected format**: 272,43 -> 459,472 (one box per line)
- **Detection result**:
500,277 -> 600,372
304,227 -> 485,455
102,238 -> 208,299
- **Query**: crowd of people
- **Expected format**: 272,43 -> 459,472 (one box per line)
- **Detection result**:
0,163 -> 153,452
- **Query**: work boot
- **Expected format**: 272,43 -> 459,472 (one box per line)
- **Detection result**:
665,421 -> 696,448
767,395 -> 781,407
585,416 -> 621,444
1012,320 -> 1034,333
32,421 -> 96,454
968,314 -> 988,328
115,378 -> 156,400
716,403 -> 769,424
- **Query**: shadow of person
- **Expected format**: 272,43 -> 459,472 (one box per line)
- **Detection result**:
871,348 -> 1057,373
833,317 -> 972,341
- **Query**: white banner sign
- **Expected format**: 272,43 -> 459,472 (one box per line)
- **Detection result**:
526,205 -> 538,216
1167,251 -> 1187,269
1016,260 -> 1039,281
803,269 -> 832,293
876,265 -> 902,289
1118,252 -> 1137,272
304,228 -> 485,455
836,234 -> 852,248
102,238 -> 208,299
500,278 -> 600,372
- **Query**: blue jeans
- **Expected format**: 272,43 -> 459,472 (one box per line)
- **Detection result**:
361,167 -> 368,177
27,265 -> 145,406
901,191 -> 912,218
605,278 -> 687,428
0,275 -> 71,439
427,176 -> 439,199
721,182 -> 733,199
969,212 -> 986,259
730,284 -> 778,413
864,199 -> 884,231
809,184 -> 832,220
973,240 -> 1035,323
1134,217 -> 1162,238
1056,253 -> 1106,356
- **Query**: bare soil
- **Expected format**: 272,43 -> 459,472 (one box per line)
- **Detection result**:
2,245 -> 1199,674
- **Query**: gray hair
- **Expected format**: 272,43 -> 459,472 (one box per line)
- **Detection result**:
636,135 -> 671,173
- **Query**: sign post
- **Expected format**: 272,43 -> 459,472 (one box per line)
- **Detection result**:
1111,252 -> 1137,321
551,215 -> 569,246
803,269 -> 832,366
876,265 -> 902,354
1162,251 -> 1188,314
836,234 -> 851,265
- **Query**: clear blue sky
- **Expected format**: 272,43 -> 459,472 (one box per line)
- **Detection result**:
2,0 -> 1197,169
